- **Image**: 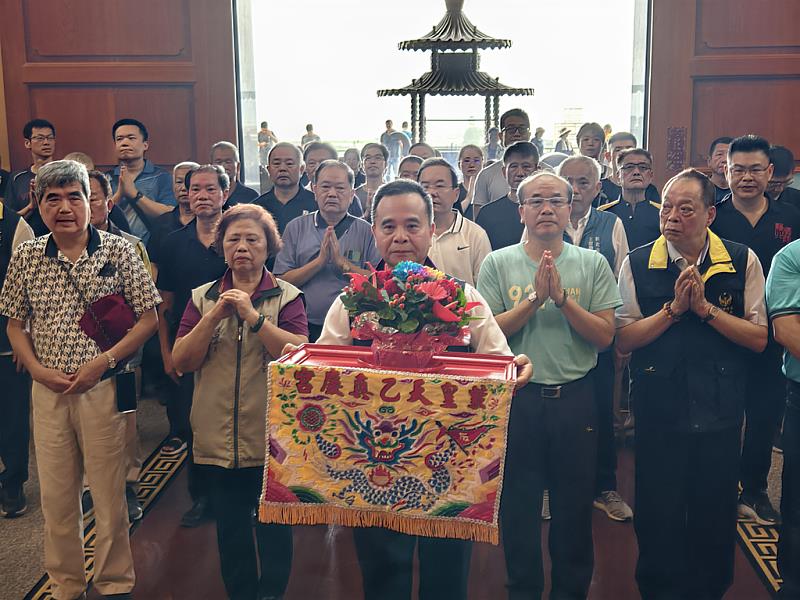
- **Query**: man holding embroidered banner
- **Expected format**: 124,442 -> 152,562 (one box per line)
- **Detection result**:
269,179 -> 532,600
477,171 -> 622,599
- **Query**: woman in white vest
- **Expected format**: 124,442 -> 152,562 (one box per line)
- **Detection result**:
173,203 -> 309,600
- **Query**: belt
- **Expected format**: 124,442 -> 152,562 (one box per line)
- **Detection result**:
530,375 -> 589,399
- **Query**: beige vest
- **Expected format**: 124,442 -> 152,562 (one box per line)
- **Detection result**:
190,276 -> 302,469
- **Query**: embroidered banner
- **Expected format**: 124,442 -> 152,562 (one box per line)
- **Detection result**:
259,359 -> 515,544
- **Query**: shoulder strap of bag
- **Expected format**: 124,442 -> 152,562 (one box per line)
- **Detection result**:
56,260 -> 115,350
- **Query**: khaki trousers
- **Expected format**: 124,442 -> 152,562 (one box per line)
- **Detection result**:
32,378 -> 135,600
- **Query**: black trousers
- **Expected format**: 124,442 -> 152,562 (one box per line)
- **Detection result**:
0,355 -> 30,490
634,425 -> 740,600
307,323 -> 323,343
778,381 -> 800,599
164,373 -> 209,502
353,527 -> 471,600
741,340 -> 786,495
501,378 -> 597,600
592,350 -> 617,494
207,466 -> 293,600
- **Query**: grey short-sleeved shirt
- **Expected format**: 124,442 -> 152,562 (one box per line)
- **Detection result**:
273,211 -> 381,325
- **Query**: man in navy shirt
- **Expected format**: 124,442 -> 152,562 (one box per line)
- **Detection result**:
211,141 -> 258,208
475,141 -> 539,250
600,148 -> 662,250
711,134 -> 800,526
768,145 -> 800,210
253,142 -> 317,234
707,136 -> 733,205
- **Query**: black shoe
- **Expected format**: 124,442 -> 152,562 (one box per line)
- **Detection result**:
126,485 -> 143,522
1,485 -> 27,518
738,491 -> 781,526
82,489 -> 94,514
180,498 -> 211,528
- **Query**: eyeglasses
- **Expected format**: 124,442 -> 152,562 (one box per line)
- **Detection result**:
420,182 -> 454,193
30,135 -> 55,142
729,165 -> 769,177
520,197 -> 571,209
501,126 -> 530,135
620,163 -> 652,173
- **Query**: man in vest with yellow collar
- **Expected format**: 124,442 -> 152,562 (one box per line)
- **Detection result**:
616,168 -> 768,600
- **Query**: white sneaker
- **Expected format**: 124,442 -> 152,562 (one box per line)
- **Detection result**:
593,490 -> 633,522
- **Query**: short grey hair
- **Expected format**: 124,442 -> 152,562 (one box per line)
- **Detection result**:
268,142 -> 303,164
211,140 -> 239,162
174,161 -> 200,174
518,172 -> 574,204
36,160 -> 90,201
558,155 -> 602,183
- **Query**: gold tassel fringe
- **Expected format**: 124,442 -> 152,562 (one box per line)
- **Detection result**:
258,502 -> 498,545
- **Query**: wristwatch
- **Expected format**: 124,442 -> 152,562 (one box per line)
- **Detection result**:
130,190 -> 143,204
104,352 -> 117,370
702,305 -> 720,323
527,291 -> 539,306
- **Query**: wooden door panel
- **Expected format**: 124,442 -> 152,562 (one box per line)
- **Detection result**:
648,0 -> 800,186
1,0 -> 236,172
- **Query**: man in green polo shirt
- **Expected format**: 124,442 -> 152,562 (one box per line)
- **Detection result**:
478,172 -> 621,600
766,238 -> 800,599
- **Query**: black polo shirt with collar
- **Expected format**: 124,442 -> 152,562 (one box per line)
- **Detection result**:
601,178 -> 660,204
156,218 -> 227,334
146,206 -> 192,265
225,180 -> 259,209
600,197 -> 662,251
253,186 -> 317,233
475,195 -> 524,251
710,194 -> 800,276
777,186 -> 800,212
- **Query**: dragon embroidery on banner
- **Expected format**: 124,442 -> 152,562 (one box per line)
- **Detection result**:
322,410 -> 492,510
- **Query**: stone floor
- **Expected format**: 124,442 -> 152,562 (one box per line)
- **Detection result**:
0,393 -> 784,600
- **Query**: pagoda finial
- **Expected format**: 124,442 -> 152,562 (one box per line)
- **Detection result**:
446,0 -> 464,13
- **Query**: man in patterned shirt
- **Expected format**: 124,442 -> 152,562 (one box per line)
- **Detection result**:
0,160 -> 160,600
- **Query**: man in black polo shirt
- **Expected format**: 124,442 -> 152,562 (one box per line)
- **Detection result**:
254,142 -> 317,234
147,161 -> 199,273
157,164 -> 229,527
600,148 -> 662,251
769,145 -> 800,210
211,141 -> 258,208
475,141 -> 538,250
707,136 -> 733,205
0,202 -> 34,518
710,134 -> 800,526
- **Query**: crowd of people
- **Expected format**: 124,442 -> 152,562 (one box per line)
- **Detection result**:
0,109 -> 799,600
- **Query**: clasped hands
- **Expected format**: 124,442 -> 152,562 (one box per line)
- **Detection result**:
533,250 -> 566,307
209,289 -> 262,328
669,265 -> 711,318
318,227 -> 350,272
